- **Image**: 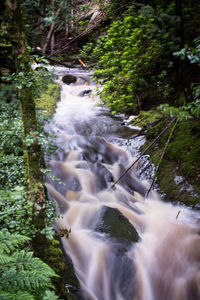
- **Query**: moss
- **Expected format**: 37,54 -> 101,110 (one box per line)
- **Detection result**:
177,91 -> 186,106
166,121 -> 200,180
95,206 -> 139,244
132,109 -> 163,129
35,82 -> 60,115
156,160 -> 199,206
134,113 -> 200,207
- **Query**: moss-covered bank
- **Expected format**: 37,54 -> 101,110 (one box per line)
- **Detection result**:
132,110 -> 200,207
34,80 -> 60,115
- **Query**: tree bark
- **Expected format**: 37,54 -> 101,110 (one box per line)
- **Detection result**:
42,22 -> 56,54
50,30 -> 55,55
5,0 -> 46,233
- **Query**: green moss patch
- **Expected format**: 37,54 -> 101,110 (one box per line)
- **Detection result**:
35,81 -> 60,115
166,121 -> 200,179
132,109 -> 163,129
152,158 -> 199,207
134,111 -> 200,207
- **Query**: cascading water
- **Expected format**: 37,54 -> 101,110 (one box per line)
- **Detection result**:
46,67 -> 200,300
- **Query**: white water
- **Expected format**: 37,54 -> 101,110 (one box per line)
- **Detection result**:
46,68 -> 200,300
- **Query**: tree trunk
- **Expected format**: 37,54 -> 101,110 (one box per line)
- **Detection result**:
50,30 -> 55,55
5,0 -> 46,235
176,0 -> 184,47
42,22 -> 56,54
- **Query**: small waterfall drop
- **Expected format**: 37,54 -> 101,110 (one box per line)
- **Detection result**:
46,67 -> 200,300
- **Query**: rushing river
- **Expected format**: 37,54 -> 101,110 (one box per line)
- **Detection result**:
46,67 -> 200,300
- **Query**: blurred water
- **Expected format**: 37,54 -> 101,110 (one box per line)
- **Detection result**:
46,67 -> 200,300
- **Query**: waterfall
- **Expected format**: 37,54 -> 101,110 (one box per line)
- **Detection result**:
46,67 -> 200,300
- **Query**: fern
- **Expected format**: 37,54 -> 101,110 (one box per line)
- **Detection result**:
0,229 -> 29,254
0,290 -> 35,300
0,230 -> 59,299
42,290 -> 60,300
0,253 -> 13,264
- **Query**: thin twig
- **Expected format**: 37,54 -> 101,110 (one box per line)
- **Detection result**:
108,116 -> 177,190
176,210 -> 181,220
146,117 -> 178,198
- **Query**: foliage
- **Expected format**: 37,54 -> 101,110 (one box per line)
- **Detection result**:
81,5 -> 179,113
95,0 -> 132,14
2,52 -> 53,92
0,98 -> 24,188
0,182 -> 58,240
173,37 -> 200,65
0,186 -> 36,236
0,229 -> 59,300
0,88 -> 58,239
159,99 -> 200,121
2,70 -> 36,90
24,0 -> 74,51
0,78 -> 59,187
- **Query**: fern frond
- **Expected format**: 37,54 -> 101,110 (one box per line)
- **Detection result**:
0,290 -> 16,300
42,289 -> 59,300
0,230 -> 29,254
15,291 -> 35,300
12,250 -> 34,265
0,290 -> 35,300
0,230 -> 59,299
12,250 -> 58,275
0,253 -> 13,264
1,269 -> 51,292
1,251 -> 58,292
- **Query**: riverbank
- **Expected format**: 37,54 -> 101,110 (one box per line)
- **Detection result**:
130,110 -> 200,208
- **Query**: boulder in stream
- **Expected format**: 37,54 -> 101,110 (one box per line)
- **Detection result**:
62,74 -> 77,84
95,205 -> 139,244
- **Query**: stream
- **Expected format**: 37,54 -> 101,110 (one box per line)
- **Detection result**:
46,66 -> 200,300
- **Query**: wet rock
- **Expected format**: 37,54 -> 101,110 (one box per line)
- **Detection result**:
95,206 -> 139,244
78,89 -> 92,97
76,162 -> 89,170
108,243 -> 137,300
62,74 -> 77,84
61,242 -> 88,300
48,161 -> 82,196
90,162 -> 113,191
93,206 -> 138,299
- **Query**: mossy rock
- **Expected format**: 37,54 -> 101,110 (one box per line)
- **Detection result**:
166,121 -> 200,179
35,81 -> 60,115
139,117 -> 200,207
132,109 -> 163,129
153,159 -> 199,207
95,206 -> 139,244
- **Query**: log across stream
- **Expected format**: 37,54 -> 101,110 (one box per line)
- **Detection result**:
46,67 -> 200,300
